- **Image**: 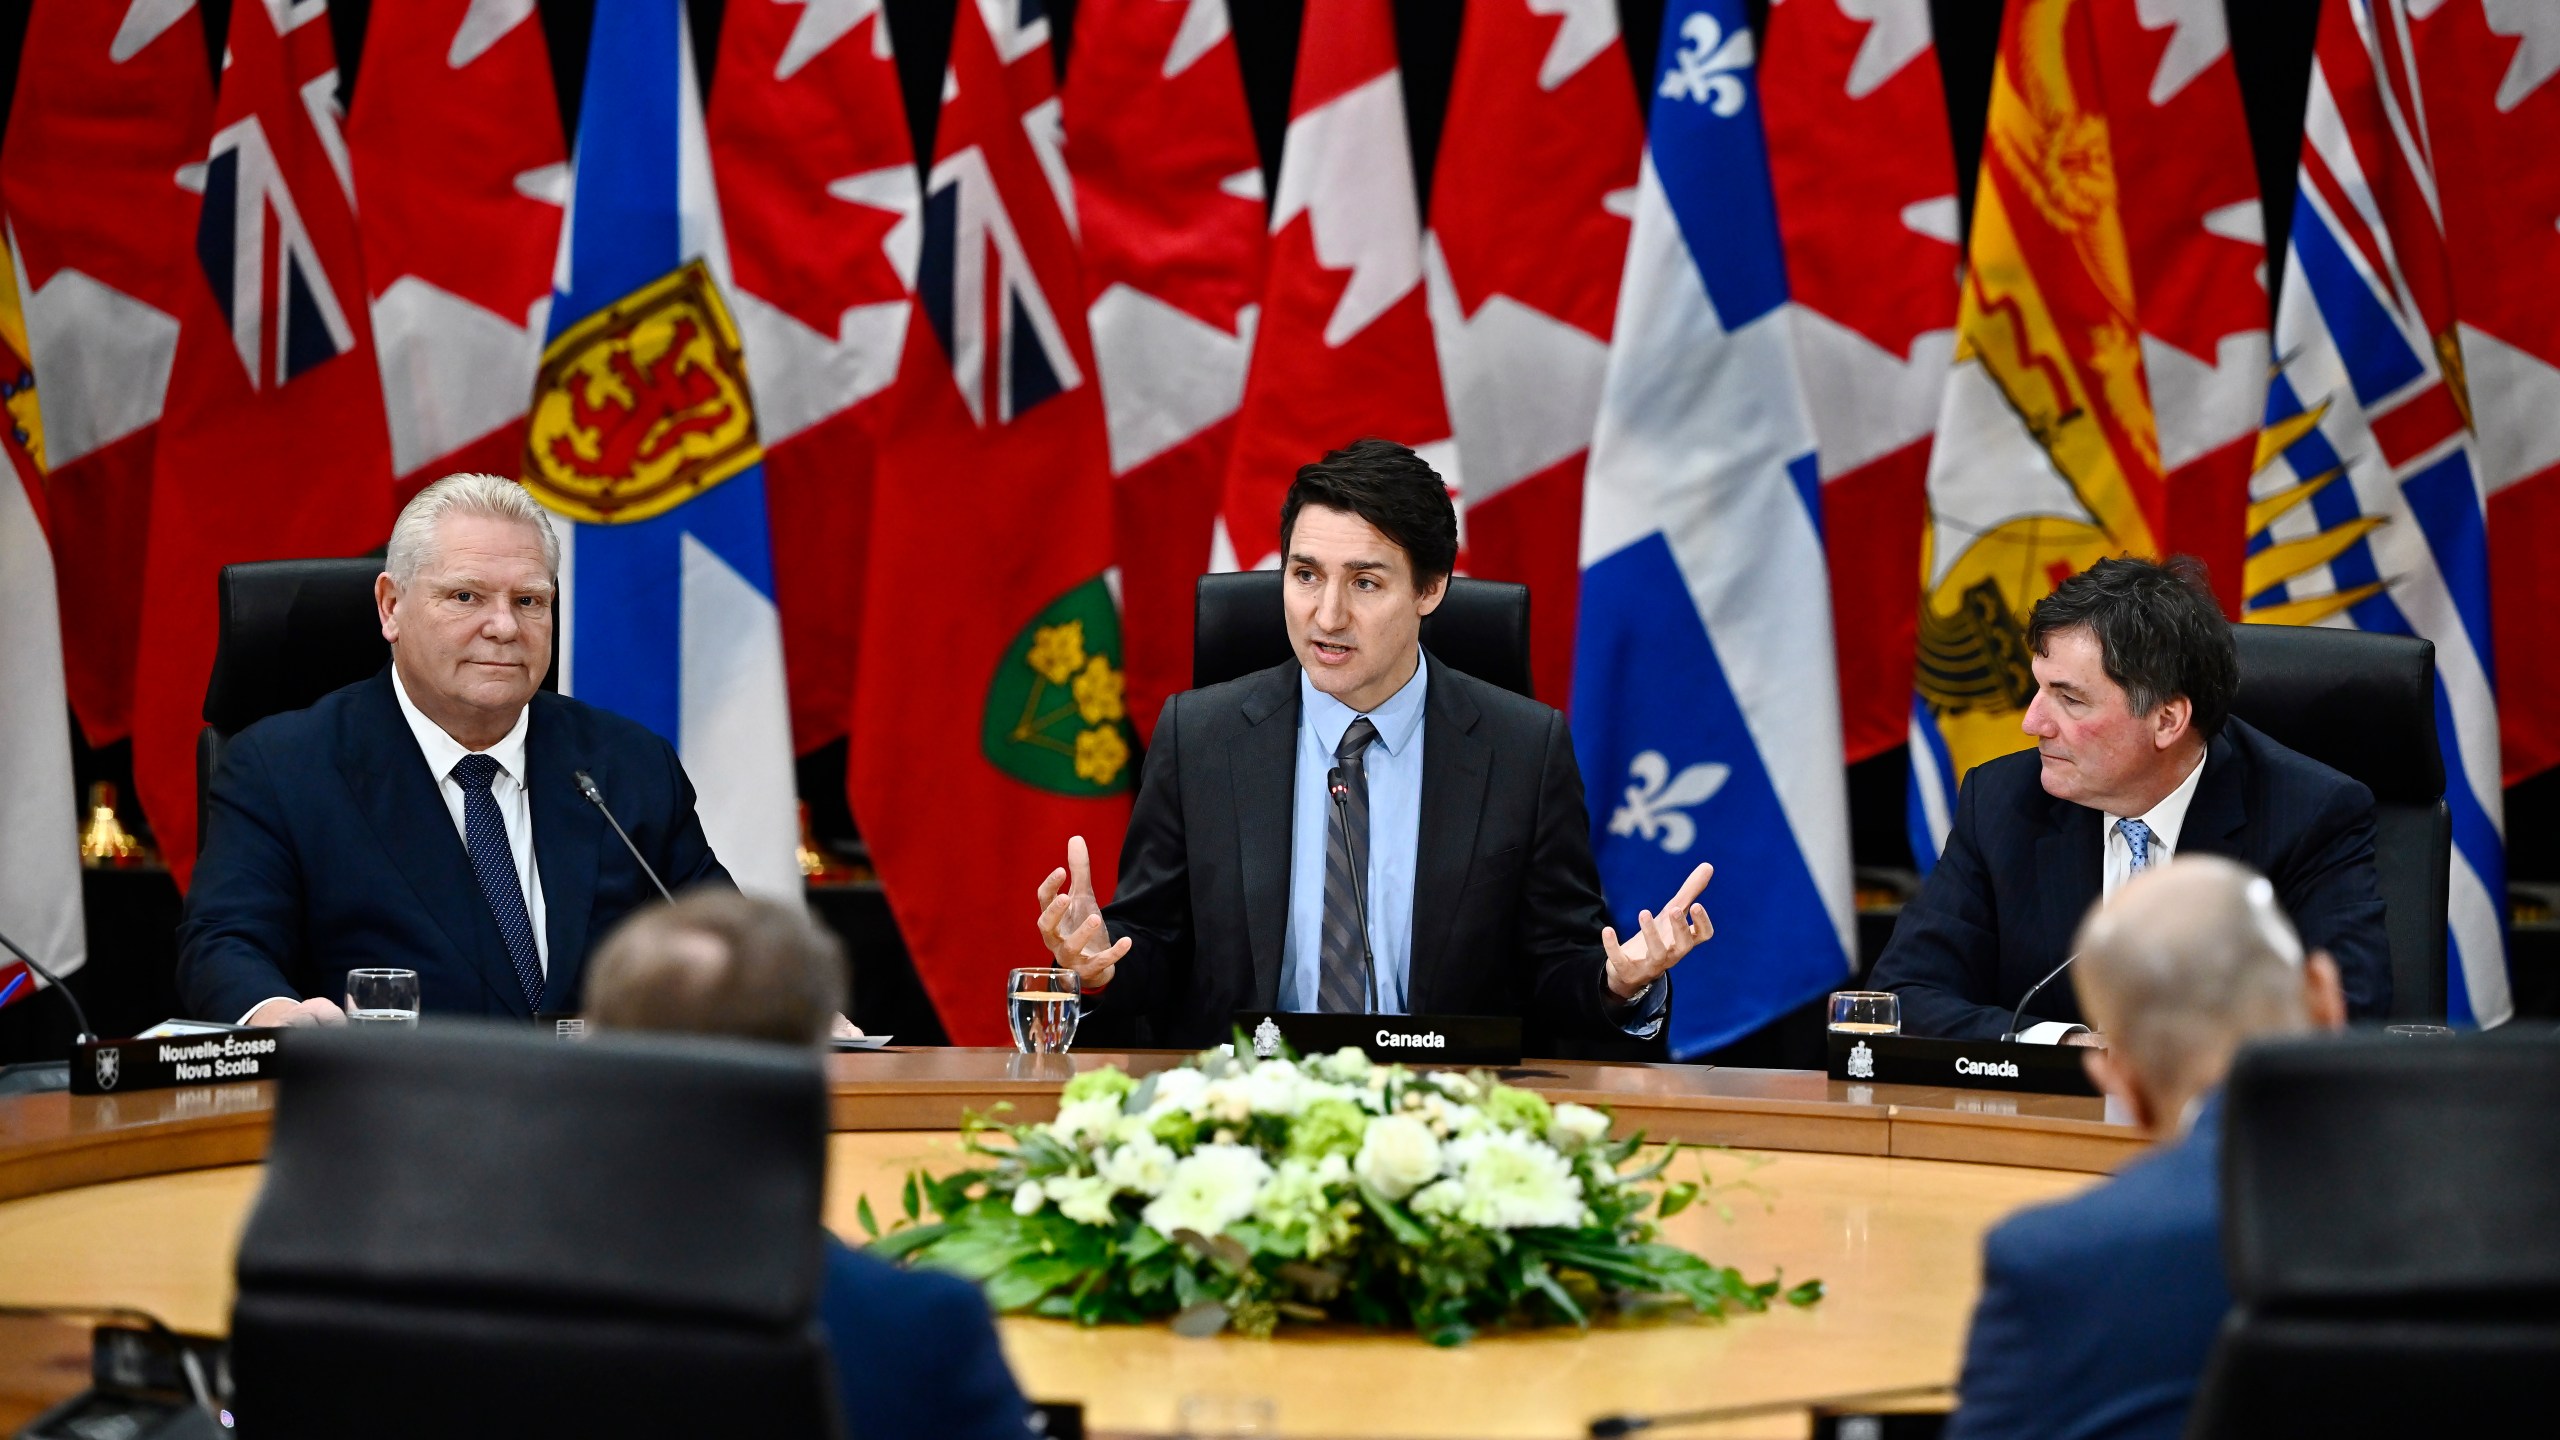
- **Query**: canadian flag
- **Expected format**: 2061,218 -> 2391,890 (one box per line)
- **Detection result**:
1064,0 -> 1266,737
1761,0 -> 1961,763
2411,0 -> 2560,781
1425,0 -> 1640,711
347,0 -> 568,499
2088,0 -> 2268,611
710,0 -> 922,755
1218,0 -> 1453,571
131,0 -> 395,883
0,0 -> 213,746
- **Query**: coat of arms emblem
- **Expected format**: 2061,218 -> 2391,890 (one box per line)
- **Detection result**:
1252,1016 -> 1283,1060
93,1045 -> 121,1091
1846,1040 -> 1875,1081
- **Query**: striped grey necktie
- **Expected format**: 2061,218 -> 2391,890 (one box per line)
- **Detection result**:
1317,718 -> 1381,1012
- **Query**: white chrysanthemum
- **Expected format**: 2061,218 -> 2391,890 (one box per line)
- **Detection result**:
1311,1046 -> 1373,1085
1012,1180 -> 1047,1216
1192,1076 -> 1254,1126
1547,1103 -> 1611,1154
1051,1096 -> 1122,1145
1432,1071 -> 1483,1103
1442,1129 -> 1585,1229
1242,1058 -> 1306,1115
1354,1114 -> 1444,1200
1141,1066 -> 1208,1116
1141,1143 -> 1272,1238
1045,1173 -> 1118,1226
1095,1133 -> 1179,1197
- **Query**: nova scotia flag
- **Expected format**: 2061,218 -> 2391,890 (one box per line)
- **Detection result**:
526,0 -> 800,900
1575,0 -> 1855,1057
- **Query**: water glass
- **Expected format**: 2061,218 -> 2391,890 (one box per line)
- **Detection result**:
1828,990 -> 1900,1035
2384,1023 -> 2455,1039
1008,967 -> 1082,1054
347,968 -> 421,1027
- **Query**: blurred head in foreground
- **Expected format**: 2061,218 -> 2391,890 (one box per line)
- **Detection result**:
585,891 -> 846,1047
2071,855 -> 2346,1136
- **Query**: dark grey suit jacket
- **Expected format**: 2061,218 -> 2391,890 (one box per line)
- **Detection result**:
1096,657 -> 1630,1049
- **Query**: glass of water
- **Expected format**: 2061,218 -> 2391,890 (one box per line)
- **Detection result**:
1828,990 -> 1900,1035
347,968 -> 421,1027
1008,967 -> 1081,1054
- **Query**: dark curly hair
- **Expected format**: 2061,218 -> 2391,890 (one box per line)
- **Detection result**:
2027,556 -> 2237,737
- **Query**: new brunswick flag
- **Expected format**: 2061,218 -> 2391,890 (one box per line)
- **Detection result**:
850,0 -> 1130,1044
1908,0 -> 2166,859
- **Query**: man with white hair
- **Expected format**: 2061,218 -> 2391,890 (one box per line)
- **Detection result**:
1946,855 -> 2348,1440
179,473 -> 734,1025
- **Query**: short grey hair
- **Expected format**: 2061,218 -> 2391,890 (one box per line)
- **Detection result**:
385,473 -> 561,585
2071,856 -> 2311,1103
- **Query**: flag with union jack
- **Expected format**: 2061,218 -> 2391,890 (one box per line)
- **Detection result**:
2249,0 -> 2510,1025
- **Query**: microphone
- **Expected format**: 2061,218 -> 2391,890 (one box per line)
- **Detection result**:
0,925 -> 97,1045
2001,952 -> 2081,1043
1326,766 -> 1380,1013
573,770 -> 675,903
1586,1382 -> 1951,1436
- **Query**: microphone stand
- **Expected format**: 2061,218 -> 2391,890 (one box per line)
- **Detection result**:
1327,767 -> 1380,1013
574,770 -> 675,902
0,925 -> 97,1045
2001,953 -> 2080,1043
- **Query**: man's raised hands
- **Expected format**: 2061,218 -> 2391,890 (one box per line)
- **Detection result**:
1035,834 -> 1130,988
1602,861 -> 1715,1001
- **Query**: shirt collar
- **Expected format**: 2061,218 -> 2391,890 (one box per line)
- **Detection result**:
1300,651 -> 1430,758
2107,745 -> 2208,854
391,665 -> 532,786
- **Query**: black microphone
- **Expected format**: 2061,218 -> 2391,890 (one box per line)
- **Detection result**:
1587,1382 -> 1951,1436
1326,766 -> 1380,1013
573,770 -> 675,903
2001,952 -> 2081,1044
0,925 -> 97,1045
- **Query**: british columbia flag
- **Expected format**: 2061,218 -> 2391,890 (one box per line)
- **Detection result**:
2250,0 -> 2510,1025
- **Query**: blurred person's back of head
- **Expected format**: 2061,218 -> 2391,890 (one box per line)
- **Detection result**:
586,891 -> 847,1047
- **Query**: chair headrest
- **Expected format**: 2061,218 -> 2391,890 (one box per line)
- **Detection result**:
2228,623 -> 2442,803
236,1024 -> 830,1327
203,558 -> 391,735
1193,571 -> 1535,700
2222,1031 -> 2560,1306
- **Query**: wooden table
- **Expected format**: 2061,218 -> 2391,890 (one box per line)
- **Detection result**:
0,1050 -> 2141,1437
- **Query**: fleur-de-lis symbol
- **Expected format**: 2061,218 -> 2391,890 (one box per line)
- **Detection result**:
1608,751 -> 1730,855
1656,12 -> 1755,117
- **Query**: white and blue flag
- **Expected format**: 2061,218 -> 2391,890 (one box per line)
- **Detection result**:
526,0 -> 801,901
1574,1 -> 1855,1057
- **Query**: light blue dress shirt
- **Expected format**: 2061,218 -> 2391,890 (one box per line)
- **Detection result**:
1280,657 -> 1430,1014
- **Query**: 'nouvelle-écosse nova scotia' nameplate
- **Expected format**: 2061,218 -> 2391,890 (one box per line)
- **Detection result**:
1234,1012 -> 1523,1066
73,1029 -> 287,1096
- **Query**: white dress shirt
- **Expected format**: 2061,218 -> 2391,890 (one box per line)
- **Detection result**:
2017,750 -> 2208,1046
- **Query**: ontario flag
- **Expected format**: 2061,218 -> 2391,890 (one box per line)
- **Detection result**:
1761,0 -> 1960,765
0,0 -> 212,746
1425,0 -> 1639,712
348,0 -> 568,499
1907,0 -> 2167,862
525,0 -> 801,901
1578,0 -> 1855,1057
2408,0 -> 2560,783
850,0 -> 1132,1044
0,237 -> 85,1010
1064,0 -> 1266,739
2250,0 -> 2508,1025
131,0 -> 395,884
2089,0 -> 2268,611
710,0 -> 921,755
1217,0 -> 1453,571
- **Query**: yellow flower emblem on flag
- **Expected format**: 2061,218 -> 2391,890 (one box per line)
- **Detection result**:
984,581 -> 1135,796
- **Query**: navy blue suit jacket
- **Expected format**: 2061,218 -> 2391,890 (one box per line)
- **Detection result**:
1872,719 -> 2390,1038
820,1237 -> 1032,1440
1947,1097 -> 2231,1440
178,669 -> 730,1021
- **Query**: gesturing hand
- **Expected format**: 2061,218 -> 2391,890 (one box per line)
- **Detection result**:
1035,834 -> 1130,988
1602,861 -> 1715,1001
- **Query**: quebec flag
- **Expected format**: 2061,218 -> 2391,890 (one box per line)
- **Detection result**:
1575,0 -> 1855,1057
522,0 -> 801,900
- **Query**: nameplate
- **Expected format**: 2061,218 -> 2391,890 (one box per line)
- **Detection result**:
72,1029 -> 286,1096
1826,1029 -> 2099,1097
1234,1012 -> 1523,1066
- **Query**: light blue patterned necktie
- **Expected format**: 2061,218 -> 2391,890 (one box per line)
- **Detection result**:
453,753 -> 544,1010
2119,817 -> 2157,875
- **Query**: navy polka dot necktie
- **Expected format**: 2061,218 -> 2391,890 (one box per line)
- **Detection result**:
452,753 -> 543,1011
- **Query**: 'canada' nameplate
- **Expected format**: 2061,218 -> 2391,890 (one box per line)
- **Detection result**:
73,1029 -> 286,1096
1825,1029 -> 2099,1096
1234,1012 -> 1523,1066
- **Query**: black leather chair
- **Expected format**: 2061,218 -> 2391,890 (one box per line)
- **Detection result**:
2186,1031 -> 2560,1437
197,557 -> 391,844
227,1024 -> 843,1438
1191,570 -> 1535,699
2226,623 -> 2448,1020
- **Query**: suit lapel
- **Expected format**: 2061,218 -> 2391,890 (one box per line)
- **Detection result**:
1407,668 -> 1488,1013
2177,730 -> 2247,856
527,696 -> 604,1011
1231,667 -> 1298,1008
340,672 -> 526,1016
2036,790 -> 2104,969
